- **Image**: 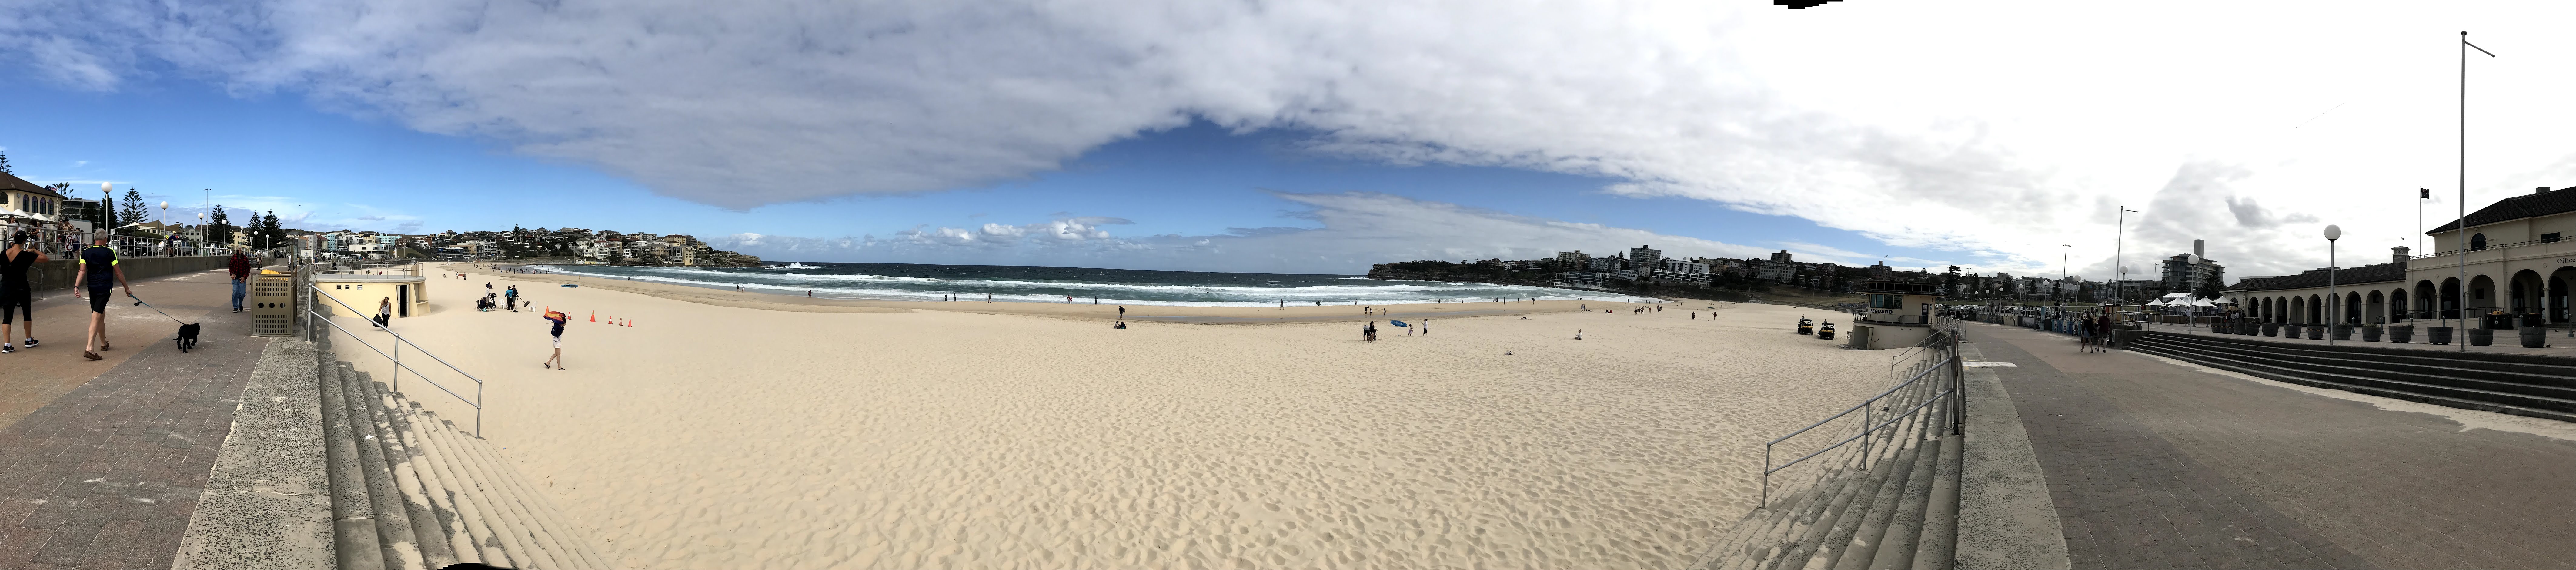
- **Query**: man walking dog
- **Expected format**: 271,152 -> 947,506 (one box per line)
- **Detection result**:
72,234 -> 133,361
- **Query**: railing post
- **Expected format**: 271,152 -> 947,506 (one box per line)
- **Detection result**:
1762,444 -> 1772,507
1859,401 -> 1873,470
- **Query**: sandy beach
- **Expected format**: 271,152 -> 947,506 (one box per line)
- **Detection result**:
318,263 -> 1895,569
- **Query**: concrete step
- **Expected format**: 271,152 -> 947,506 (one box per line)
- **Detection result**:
2127,340 -> 2576,423
1862,429 -> 1943,570
317,356 -> 387,570
1817,412 -> 1934,570
2149,330 -> 2576,375
1911,435 -> 1962,570
394,398 -> 513,566
1780,413 -> 1918,570
374,391 -> 491,567
2143,333 -> 2576,399
2138,338 -> 2576,413
335,364 -> 426,570
351,373 -> 460,568
428,408 -> 613,569
409,405 -> 543,568
419,412 -> 572,569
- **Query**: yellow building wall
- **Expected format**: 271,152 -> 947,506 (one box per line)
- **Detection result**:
317,280 -> 432,318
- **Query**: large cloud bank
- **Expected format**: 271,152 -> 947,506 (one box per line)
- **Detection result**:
714,192 -> 1778,274
13,2 -> 2576,277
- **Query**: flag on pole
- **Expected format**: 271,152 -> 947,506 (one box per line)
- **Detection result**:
2421,187 -> 2431,199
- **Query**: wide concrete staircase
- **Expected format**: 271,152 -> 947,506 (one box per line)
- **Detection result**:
1687,357 -> 1964,570
317,346 -> 613,570
2128,332 -> 2576,423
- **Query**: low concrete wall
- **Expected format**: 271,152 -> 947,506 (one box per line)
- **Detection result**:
10,255 -> 239,291
172,340 -> 336,570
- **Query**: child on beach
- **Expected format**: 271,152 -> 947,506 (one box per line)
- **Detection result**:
543,310 -> 567,370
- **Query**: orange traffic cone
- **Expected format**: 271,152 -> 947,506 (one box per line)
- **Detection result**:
590,311 -> 596,323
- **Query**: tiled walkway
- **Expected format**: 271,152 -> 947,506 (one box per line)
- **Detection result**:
0,270 -> 269,570
1963,322 -> 2576,569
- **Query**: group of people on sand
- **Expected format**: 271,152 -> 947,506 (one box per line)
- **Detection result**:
1359,318 -> 1427,341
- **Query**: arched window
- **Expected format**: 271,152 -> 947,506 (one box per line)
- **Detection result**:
2471,233 -> 2487,250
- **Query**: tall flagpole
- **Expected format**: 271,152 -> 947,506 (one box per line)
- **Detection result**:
2459,31 -> 2493,351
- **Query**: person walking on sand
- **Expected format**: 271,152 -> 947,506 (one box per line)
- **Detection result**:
505,285 -> 520,312
72,235 -> 132,361
1118,306 -> 1126,319
227,251 -> 251,313
542,310 -> 567,370
2,232 -> 51,354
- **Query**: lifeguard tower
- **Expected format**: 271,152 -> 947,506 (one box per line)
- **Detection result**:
1846,280 -> 1945,350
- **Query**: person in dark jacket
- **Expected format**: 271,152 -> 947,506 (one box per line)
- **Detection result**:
227,252 -> 252,312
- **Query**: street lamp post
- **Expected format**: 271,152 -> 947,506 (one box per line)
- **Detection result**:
2116,206 -> 2138,306
2326,225 -> 2342,345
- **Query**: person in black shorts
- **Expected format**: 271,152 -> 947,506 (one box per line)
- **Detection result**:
0,232 -> 50,354
72,235 -> 133,361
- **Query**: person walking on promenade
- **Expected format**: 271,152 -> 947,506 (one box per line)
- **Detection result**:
376,297 -> 393,328
2076,313 -> 2095,353
543,310 -> 567,370
71,235 -> 132,361
2,232 -> 50,354
505,285 -> 521,312
227,251 -> 252,312
2092,312 -> 2113,353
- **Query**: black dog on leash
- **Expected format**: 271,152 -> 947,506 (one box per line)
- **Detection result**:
131,298 -> 201,353
174,322 -> 200,353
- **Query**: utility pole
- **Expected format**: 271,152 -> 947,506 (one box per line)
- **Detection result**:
2458,31 -> 2494,352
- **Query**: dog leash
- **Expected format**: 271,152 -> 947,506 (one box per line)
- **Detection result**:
128,296 -> 197,325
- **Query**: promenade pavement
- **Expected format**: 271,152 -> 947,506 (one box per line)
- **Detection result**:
0,269 -> 269,570
1961,321 -> 2576,570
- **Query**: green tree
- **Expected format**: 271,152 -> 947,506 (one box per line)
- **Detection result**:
2196,275 -> 2223,300
0,152 -> 11,175
258,210 -> 283,249
119,189 -> 149,228
208,206 -> 232,245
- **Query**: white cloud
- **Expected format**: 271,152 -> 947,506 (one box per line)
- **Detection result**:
712,192 -> 1776,273
11,1 -> 2576,277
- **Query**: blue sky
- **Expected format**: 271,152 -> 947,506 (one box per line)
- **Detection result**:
8,2 -> 2574,277
0,78 -> 1940,273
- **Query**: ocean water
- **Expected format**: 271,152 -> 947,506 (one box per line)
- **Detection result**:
535,262 -> 1618,307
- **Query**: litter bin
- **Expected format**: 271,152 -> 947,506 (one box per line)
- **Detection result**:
2520,326 -> 2547,348
2389,324 -> 2413,343
2428,326 -> 2453,345
2307,325 -> 2325,340
2331,324 -> 2352,341
2262,323 -> 2279,337
2468,328 -> 2494,346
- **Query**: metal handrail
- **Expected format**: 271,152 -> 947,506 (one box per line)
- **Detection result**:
1756,331 -> 1964,507
1765,386 -> 1957,476
308,307 -> 483,436
309,283 -> 488,436
1767,356 -> 1951,446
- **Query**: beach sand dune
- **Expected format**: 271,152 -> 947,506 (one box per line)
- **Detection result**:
326,268 -> 1892,569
